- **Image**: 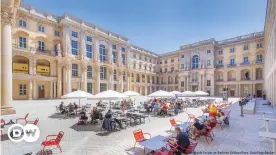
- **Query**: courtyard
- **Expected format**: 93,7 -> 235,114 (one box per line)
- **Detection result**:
0,97 -> 274,155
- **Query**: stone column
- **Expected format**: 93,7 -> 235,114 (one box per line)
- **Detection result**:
94,39 -> 99,63
127,72 -> 131,91
108,42 -> 113,64
238,84 -> 241,97
80,29 -> 86,60
1,11 -> 16,114
57,64 -> 62,98
210,74 -> 215,96
236,84 -> 239,96
81,63 -> 87,91
252,84 -> 255,96
66,63 -> 72,93
109,68 -> 113,90
53,81 -> 57,98
50,81 -> 53,98
28,80 -> 33,100
202,74 -> 205,91
119,70 -> 123,92
63,67 -> 67,95
95,65 -> 100,93
33,80 -> 37,99
62,24 -> 71,57
117,47 -> 122,67
198,74 -> 202,91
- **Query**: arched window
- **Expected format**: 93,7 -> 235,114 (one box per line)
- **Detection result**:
192,55 -> 199,69
99,44 -> 106,62
136,74 -> 140,82
87,66 -> 92,78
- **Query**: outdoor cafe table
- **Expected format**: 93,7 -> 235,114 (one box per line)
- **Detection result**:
139,135 -> 168,153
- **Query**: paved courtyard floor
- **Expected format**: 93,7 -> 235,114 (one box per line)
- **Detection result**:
1,98 -> 275,155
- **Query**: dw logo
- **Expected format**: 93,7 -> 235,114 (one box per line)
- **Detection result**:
7,124 -> 40,143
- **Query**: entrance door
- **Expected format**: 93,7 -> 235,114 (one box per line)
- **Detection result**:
38,85 -> 45,98
192,86 -> 198,91
230,90 -> 235,97
257,90 -> 262,97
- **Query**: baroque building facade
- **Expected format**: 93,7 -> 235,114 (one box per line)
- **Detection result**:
1,0 -> 266,114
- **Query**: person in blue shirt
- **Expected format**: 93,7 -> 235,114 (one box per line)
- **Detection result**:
168,127 -> 190,155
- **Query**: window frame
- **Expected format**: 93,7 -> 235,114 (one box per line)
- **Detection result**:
71,40 -> 78,55
38,25 -> 45,32
19,37 -> 27,48
100,66 -> 107,80
19,20 -> 27,27
72,31 -> 78,38
87,66 -> 93,78
72,64 -> 78,77
19,84 -> 27,96
86,44 -> 92,58
99,44 -> 106,62
38,41 -> 45,51
86,36 -> 92,42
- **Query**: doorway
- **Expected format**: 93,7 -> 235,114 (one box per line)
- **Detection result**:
38,85 -> 45,98
230,90 -> 235,97
257,90 -> 262,97
192,86 -> 198,91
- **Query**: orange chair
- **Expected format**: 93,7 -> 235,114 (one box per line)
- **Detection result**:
41,131 -> 64,153
133,129 -> 151,148
166,141 -> 198,154
26,118 -> 39,125
16,113 -> 29,124
169,118 -> 189,131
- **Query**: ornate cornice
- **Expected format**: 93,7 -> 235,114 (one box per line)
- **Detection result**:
1,7 -> 14,26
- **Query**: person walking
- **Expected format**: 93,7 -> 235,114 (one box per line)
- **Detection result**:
239,98 -> 244,117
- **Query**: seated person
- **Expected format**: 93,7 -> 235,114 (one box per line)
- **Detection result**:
206,116 -> 217,128
105,109 -> 123,129
78,110 -> 88,124
168,127 -> 190,155
68,103 -> 75,116
159,103 -> 168,115
190,118 -> 209,139
73,102 -> 78,109
59,102 -> 66,114
263,100 -> 272,106
91,107 -> 103,124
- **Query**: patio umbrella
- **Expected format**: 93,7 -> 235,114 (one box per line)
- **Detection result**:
194,91 -> 209,96
122,91 -> 141,105
61,90 -> 94,106
89,90 -> 129,109
148,90 -> 175,98
182,91 -> 196,96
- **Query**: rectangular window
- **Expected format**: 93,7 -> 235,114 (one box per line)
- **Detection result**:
181,64 -> 184,69
181,81 -> 184,87
121,47 -> 125,52
87,66 -> 92,78
113,70 -> 117,80
122,54 -> 126,64
218,60 -> 223,65
244,45 -> 249,51
160,61 -> 162,64
19,37 -> 27,48
165,60 -> 167,64
112,51 -> 117,63
171,67 -> 174,72
71,40 -> 78,55
87,36 -> 92,42
218,50 -> 223,55
207,80 -> 211,86
54,31 -> 60,37
87,83 -> 93,94
230,48 -> 235,53
100,83 -> 107,92
38,25 -> 45,32
19,20 -> 27,27
257,43 -> 263,49
230,58 -> 235,65
72,64 -> 78,77
181,54 -> 184,58
171,59 -> 174,63
38,41 -> 44,51
100,66 -> 107,80
19,84 -> 27,95
207,60 -> 211,66
114,84 -> 117,91
112,44 -> 116,50
72,31 -> 78,38
207,50 -> 211,54
257,55 -> 263,62
165,68 -> 167,72
123,72 -> 126,81
244,57 -> 249,63
86,44 -> 92,58
160,69 -> 162,73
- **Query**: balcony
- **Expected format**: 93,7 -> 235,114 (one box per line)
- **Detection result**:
216,64 -> 224,68
36,49 -> 56,56
240,62 -> 250,66
228,78 -> 236,81
256,60 -> 263,64
227,64 -> 237,68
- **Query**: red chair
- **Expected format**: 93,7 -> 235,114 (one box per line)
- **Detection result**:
26,118 -> 39,125
169,118 -> 183,131
41,131 -> 64,153
16,113 -> 29,124
166,141 -> 198,154
133,129 -> 151,148
199,129 -> 213,144
1,119 -> 5,138
187,114 -> 197,122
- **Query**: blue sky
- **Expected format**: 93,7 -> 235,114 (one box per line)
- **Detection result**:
23,0 -> 267,53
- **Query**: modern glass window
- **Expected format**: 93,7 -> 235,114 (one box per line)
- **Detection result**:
243,57 -> 249,63
72,31 -> 78,38
112,51 -> 117,63
218,60 -> 223,65
181,54 -> 184,58
86,44 -> 92,58
244,45 -> 249,51
87,66 -> 92,78
54,31 -> 60,37
218,50 -> 223,55
38,25 -> 45,32
38,41 -> 44,51
86,36 -> 92,42
257,55 -> 263,62
181,64 -> 185,69
192,55 -> 199,69
230,48 -> 235,53
100,66 -> 107,80
113,70 -> 117,80
19,84 -> 27,95
207,60 -> 211,66
121,47 -> 125,52
122,54 -> 126,64
19,37 -> 27,48
207,50 -> 211,54
207,80 -> 211,86
100,83 -> 107,92
71,40 -> 78,55
112,44 -> 116,50
19,20 -> 27,27
87,83 -> 93,94
171,67 -> 174,72
230,58 -> 235,65
72,64 -> 78,77
99,44 -> 106,62
257,43 -> 263,49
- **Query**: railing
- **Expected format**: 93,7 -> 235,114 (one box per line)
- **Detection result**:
216,64 -> 224,68
13,44 -> 57,56
228,78 -> 236,81
240,62 -> 250,66
256,60 -> 263,64
227,64 -> 237,68
36,49 -> 56,56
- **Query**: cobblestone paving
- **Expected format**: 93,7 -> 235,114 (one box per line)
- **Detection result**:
1,98 -> 274,155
